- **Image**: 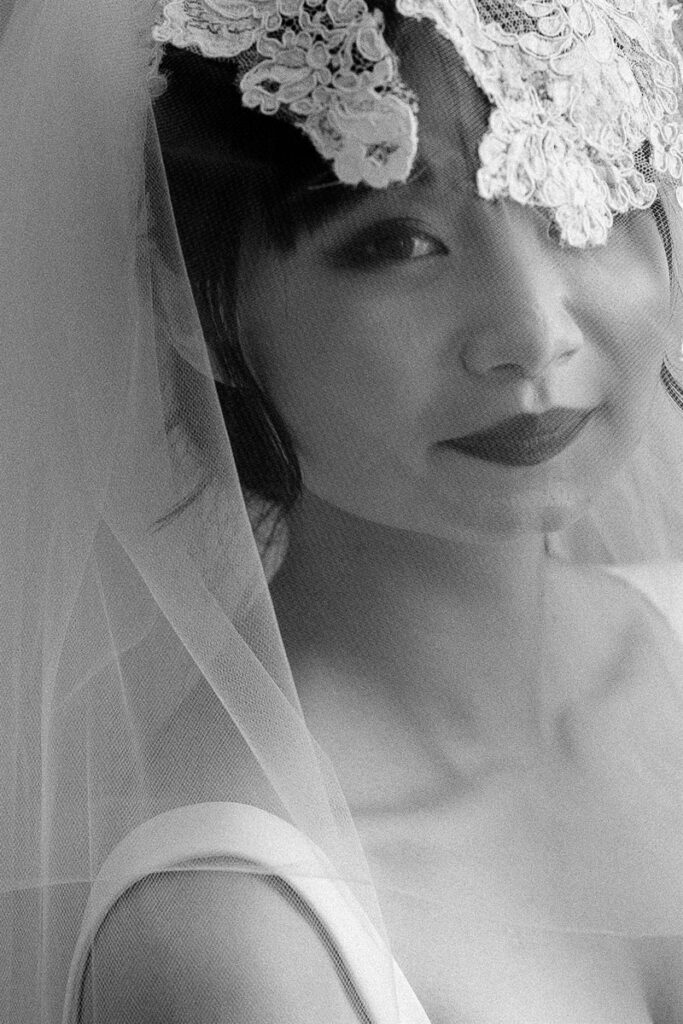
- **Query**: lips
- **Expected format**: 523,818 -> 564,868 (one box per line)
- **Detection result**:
439,408 -> 595,466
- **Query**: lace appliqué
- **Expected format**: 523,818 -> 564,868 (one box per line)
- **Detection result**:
398,0 -> 683,245
152,0 -> 419,187
153,0 -> 683,247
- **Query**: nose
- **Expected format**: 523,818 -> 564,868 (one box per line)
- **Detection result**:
459,208 -> 584,382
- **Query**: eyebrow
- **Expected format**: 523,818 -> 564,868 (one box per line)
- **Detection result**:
287,152 -> 437,237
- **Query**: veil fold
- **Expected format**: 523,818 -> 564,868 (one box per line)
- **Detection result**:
4,0 -> 683,1020
0,0 -> 388,1018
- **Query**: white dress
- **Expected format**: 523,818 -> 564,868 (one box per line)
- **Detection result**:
62,801 -> 431,1024
62,566 -> 683,1024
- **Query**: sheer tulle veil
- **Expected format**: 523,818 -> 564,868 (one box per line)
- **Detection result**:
0,0 -> 393,1016
4,0 -> 683,1020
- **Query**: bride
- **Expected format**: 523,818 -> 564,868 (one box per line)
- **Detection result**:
4,0 -> 683,1021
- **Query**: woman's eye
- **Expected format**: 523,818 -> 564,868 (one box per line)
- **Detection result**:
331,221 -> 448,269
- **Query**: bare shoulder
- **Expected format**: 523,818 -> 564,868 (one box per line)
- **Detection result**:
79,869 -> 366,1024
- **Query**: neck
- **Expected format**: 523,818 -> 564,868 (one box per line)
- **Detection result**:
271,490 -> 556,751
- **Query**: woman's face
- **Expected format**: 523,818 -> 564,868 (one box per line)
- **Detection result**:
239,28 -> 673,541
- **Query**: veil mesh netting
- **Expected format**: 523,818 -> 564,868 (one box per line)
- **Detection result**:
5,0 -> 683,1021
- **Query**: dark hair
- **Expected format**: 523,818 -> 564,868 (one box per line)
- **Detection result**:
153,4 -> 405,518
154,50 -> 309,517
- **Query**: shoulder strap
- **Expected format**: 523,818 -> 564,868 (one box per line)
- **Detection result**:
62,802 -> 431,1024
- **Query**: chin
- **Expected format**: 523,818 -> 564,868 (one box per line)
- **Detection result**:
302,458 -> 611,545
440,482 -> 598,541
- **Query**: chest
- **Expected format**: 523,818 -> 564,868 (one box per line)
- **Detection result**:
377,906 -> 683,1024
296,568 -> 683,1021
355,763 -> 683,1024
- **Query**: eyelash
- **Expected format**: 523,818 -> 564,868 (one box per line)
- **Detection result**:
333,220 -> 449,269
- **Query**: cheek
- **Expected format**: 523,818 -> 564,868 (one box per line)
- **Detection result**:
576,226 -> 670,414
554,231 -> 672,525
248,278 -> 435,469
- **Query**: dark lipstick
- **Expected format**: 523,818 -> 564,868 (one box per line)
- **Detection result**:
439,408 -> 595,466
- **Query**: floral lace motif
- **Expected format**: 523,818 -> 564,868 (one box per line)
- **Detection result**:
153,0 -> 683,246
397,0 -> 683,244
152,0 -> 419,186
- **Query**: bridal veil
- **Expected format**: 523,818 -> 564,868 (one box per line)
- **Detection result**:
4,0 -> 683,1019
